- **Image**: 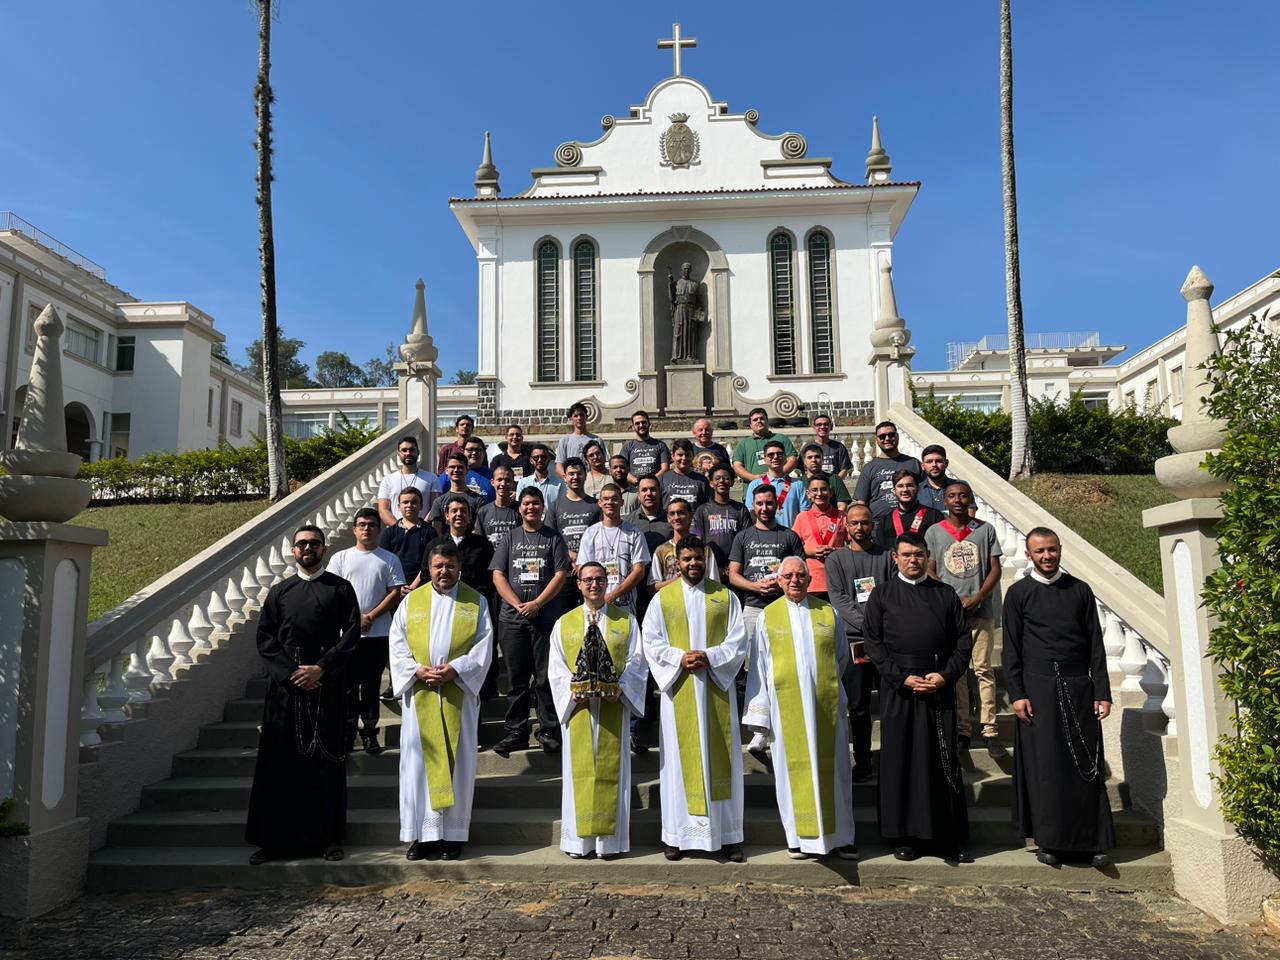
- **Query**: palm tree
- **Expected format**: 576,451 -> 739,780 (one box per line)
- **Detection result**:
1001,0 -> 1034,480
255,0 -> 288,500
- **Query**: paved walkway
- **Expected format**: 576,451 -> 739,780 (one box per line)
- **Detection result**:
2,881 -> 1277,960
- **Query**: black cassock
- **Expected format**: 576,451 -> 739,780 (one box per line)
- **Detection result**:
245,571 -> 361,851
864,575 -> 971,847
1003,572 -> 1115,854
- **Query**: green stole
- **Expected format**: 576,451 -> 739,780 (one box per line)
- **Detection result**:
763,596 -> 840,838
405,583 -> 482,810
558,604 -> 633,836
658,579 -> 734,817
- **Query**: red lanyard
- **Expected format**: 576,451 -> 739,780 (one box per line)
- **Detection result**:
892,508 -> 928,537
939,518 -> 978,542
808,508 -> 841,547
761,475 -> 793,504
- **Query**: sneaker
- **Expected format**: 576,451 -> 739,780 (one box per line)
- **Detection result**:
663,844 -> 683,862
567,851 -> 588,860
363,734 -> 383,755
786,847 -> 811,860
721,843 -> 745,863
492,734 -> 528,759
984,737 -> 1008,760
836,845 -> 860,861
379,686 -> 396,702
747,733 -> 772,773
631,734 -> 650,756
1036,848 -> 1061,867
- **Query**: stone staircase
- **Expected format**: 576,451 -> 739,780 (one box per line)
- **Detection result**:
87,661 -> 1170,891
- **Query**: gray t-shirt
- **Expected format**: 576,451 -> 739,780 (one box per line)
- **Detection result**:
925,520 -> 1003,618
825,545 -> 895,641
475,501 -> 520,547
489,525 -> 572,625
660,470 -> 709,511
545,494 -> 603,554
816,439 -> 853,476
555,432 -> 605,466
325,546 -> 406,636
853,454 -> 922,518
727,524 -> 806,608
619,437 -> 671,479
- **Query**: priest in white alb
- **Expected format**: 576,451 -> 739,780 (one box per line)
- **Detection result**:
641,535 -> 749,863
548,562 -> 647,859
388,539 -> 494,862
745,557 -> 857,861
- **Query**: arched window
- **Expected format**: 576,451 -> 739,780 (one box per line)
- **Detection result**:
807,230 -> 835,374
769,232 -> 796,375
535,240 -> 560,382
573,238 -> 598,381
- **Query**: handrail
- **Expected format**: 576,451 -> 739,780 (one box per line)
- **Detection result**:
84,419 -> 425,669
888,403 -> 1168,651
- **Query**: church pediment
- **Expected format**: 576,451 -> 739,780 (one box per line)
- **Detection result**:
521,74 -> 843,198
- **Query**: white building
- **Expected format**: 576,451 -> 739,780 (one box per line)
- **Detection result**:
0,214 -> 266,461
910,269 -> 1280,418
280,381 -> 478,440
451,29 -> 917,430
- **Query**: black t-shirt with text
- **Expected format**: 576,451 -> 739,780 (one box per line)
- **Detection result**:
489,525 -> 571,624
728,524 -> 806,608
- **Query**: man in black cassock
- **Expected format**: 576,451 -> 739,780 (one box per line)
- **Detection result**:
1003,526 -> 1114,868
245,524 -> 361,865
863,531 -> 972,862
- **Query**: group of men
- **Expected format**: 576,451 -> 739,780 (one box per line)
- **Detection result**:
246,407 -> 1116,872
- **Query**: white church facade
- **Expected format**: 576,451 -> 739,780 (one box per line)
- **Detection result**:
451,29 -> 917,429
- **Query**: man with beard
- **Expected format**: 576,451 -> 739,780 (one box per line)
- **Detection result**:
852,421 -> 921,519
246,525 -> 360,865
863,531 -> 972,863
377,435 -> 438,527
1004,527 -> 1114,868
436,415 -> 476,475
620,410 -> 671,485
917,444 -> 959,513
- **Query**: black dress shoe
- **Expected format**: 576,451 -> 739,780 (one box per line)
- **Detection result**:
893,846 -> 918,861
631,734 -> 649,756
249,848 -> 274,865
1090,852 -> 1111,868
663,844 -> 683,861
1036,848 -> 1061,866
851,764 -> 873,782
440,842 -> 462,861
721,843 -> 745,863
984,737 -> 1008,760
492,734 -> 527,759
363,734 -> 383,755
957,734 -> 971,753
836,844 -> 860,861
748,744 -> 773,774
600,852 -> 621,861
323,845 -> 345,861
536,731 -> 561,754
406,841 -> 429,861
380,686 -> 396,702
954,849 -> 975,864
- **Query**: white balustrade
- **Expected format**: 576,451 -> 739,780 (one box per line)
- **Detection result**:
146,625 -> 175,682
1161,675 -> 1177,737
1101,607 -> 1127,671
188,601 -> 214,650
80,670 -> 105,747
268,539 -> 289,577
124,639 -> 154,703
224,575 -> 247,621
240,565 -> 263,609
1140,647 -> 1171,731
322,503 -> 341,533
206,587 -> 231,631
1119,625 -> 1148,694
168,616 -> 196,668
99,654 -> 128,722
254,554 -> 275,591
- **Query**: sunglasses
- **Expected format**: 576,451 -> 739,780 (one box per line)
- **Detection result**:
877,432 -> 898,440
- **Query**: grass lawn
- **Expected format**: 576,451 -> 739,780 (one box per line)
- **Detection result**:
1013,474 -> 1175,594
72,500 -> 271,621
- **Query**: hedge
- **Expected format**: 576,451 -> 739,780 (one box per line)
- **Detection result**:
1201,316 -> 1280,861
78,422 -> 383,503
914,389 -> 1177,475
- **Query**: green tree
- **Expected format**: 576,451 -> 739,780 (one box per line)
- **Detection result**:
211,341 -> 232,364
362,344 -> 398,387
1000,0 -> 1033,481
314,350 -> 365,388
252,0 -> 288,500
450,369 -> 478,385
244,328 -> 312,388
1202,314 -> 1280,859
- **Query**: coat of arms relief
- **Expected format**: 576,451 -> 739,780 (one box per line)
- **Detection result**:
659,113 -> 700,168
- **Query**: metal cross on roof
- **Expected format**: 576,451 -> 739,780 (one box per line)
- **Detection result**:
658,22 -> 697,77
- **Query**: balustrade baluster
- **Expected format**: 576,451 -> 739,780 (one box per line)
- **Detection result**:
124,638 -> 154,703
1161,675 -> 1177,737
1119,625 -> 1148,694
80,669 -> 105,747
1000,517 -> 1022,567
206,586 -> 231,633
99,654 -> 128,722
323,503 -> 341,534
862,438 -> 875,466
188,601 -> 215,651
168,616 -> 196,667
255,554 -> 275,590
224,575 -> 247,623
146,624 -> 175,682
1140,648 -> 1170,732
240,565 -> 264,609
1101,607 -> 1126,671
268,539 -> 289,577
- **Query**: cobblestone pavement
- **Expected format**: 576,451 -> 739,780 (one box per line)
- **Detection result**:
2,881 -> 1278,960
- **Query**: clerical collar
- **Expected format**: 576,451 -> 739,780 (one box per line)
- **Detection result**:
451,534 -> 464,545
1030,567 -> 1064,585
897,571 -> 928,585
296,565 -> 323,581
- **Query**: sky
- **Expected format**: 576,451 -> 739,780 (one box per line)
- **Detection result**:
3,1 -> 1276,375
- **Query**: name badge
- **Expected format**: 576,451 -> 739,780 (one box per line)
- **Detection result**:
855,576 -> 876,604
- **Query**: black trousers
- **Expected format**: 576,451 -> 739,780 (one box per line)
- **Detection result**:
498,617 -> 559,741
346,635 -> 388,742
844,657 -> 877,770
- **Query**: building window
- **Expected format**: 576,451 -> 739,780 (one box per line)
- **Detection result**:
1081,393 -> 1109,410
64,317 -> 101,364
1169,366 -> 1183,405
230,399 -> 243,437
1124,390 -> 1137,410
769,231 -> 796,375
257,412 -> 267,437
807,230 -> 835,374
115,335 -> 135,372
207,388 -> 215,426
108,412 -> 131,459
383,408 -> 400,430
535,239 -> 560,382
283,412 -> 330,439
1143,381 -> 1156,411
572,239 -> 598,381
25,304 -> 40,351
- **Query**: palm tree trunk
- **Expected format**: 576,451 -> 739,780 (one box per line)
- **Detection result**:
1001,0 -> 1034,481
255,0 -> 288,500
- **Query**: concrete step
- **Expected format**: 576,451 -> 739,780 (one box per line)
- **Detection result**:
106,804 -> 1160,850
136,769 -> 1129,814
86,843 -> 1171,893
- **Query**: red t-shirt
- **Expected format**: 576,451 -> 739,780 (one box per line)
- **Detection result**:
791,506 -> 847,593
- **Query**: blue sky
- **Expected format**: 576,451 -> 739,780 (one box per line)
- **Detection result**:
4,1 -> 1276,375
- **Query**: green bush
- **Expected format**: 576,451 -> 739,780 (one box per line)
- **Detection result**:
0,797 -> 29,838
1201,315 -> 1280,861
77,422 -> 382,503
914,389 -> 1176,474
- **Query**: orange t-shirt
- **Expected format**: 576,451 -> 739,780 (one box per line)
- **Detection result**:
791,507 -> 847,593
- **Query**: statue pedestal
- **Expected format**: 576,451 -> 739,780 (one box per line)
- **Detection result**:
663,362 -> 708,416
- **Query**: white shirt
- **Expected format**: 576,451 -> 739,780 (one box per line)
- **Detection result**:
1029,567 -> 1064,585
897,571 -> 928,585
378,469 -> 438,519
327,546 -> 406,635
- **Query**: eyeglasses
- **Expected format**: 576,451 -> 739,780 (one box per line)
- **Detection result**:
579,576 -> 608,585
764,451 -> 785,458
293,540 -> 323,550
